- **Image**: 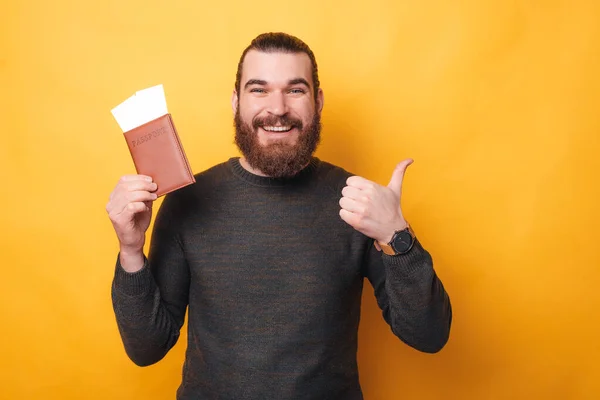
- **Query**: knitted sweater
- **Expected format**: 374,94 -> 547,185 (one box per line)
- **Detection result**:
111,157 -> 452,400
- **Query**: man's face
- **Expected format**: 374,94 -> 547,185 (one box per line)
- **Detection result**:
232,50 -> 324,178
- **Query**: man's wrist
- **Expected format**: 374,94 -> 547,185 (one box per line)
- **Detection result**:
377,220 -> 409,245
119,247 -> 145,273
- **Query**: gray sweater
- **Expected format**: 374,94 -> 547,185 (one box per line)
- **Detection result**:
111,157 -> 452,400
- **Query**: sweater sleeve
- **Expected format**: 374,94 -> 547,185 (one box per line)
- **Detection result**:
111,194 -> 190,366
362,237 -> 452,353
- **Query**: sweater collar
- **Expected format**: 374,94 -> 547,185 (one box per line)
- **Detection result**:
228,157 -> 321,187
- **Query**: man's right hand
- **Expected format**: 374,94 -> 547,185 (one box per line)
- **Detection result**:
106,175 -> 158,273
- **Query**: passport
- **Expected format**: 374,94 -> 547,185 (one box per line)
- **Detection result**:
111,85 -> 195,197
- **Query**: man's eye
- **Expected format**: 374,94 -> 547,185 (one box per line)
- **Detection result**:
250,88 -> 265,93
290,88 -> 305,94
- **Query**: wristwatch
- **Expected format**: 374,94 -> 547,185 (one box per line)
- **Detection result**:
377,224 -> 416,256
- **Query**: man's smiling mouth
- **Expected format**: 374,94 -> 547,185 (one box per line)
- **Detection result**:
262,126 -> 293,132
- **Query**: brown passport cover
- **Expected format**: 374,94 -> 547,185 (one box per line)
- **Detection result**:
123,113 -> 195,197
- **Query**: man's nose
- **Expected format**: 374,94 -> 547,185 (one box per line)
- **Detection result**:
266,92 -> 288,116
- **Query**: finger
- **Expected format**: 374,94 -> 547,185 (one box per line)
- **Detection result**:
387,159 -> 413,194
339,197 -> 364,214
125,190 -> 158,204
124,201 -> 151,215
108,201 -> 149,222
339,208 -> 360,227
109,190 -> 157,216
121,180 -> 158,193
110,177 -> 155,202
346,176 -> 376,190
119,174 -> 154,183
341,185 -> 366,201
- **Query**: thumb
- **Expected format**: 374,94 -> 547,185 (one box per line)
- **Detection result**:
387,158 -> 414,195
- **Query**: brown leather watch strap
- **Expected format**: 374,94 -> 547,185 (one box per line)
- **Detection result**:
377,241 -> 397,256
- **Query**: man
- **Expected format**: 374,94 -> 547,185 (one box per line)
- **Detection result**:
107,32 -> 452,400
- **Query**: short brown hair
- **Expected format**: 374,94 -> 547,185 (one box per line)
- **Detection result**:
235,32 -> 320,101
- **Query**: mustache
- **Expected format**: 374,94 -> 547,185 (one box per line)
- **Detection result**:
252,115 -> 303,130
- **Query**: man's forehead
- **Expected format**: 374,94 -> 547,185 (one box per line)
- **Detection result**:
241,50 -> 312,85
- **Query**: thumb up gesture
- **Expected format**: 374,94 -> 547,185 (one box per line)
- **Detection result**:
339,159 -> 413,245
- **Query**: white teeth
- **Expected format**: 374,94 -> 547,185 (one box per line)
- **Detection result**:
263,126 -> 292,132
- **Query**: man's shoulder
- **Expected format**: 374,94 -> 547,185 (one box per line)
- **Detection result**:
192,158 -> 235,183
315,158 -> 356,187
189,157 -> 233,185
161,158 -> 235,204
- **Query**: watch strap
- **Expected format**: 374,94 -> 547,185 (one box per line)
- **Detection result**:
378,242 -> 397,256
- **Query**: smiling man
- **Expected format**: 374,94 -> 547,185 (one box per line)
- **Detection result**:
107,32 -> 452,400
233,43 -> 323,178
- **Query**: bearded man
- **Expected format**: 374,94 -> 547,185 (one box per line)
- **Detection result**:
106,32 -> 452,400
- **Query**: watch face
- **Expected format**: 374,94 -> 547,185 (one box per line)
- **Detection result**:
392,230 -> 413,253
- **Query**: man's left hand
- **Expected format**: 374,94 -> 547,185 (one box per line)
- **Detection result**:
339,159 -> 413,245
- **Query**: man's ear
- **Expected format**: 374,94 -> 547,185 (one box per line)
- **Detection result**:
231,90 -> 239,115
316,88 -> 324,114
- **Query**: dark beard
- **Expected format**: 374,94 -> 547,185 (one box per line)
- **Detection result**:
234,109 -> 321,178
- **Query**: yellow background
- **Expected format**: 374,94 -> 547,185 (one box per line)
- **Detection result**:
1,0 -> 599,398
